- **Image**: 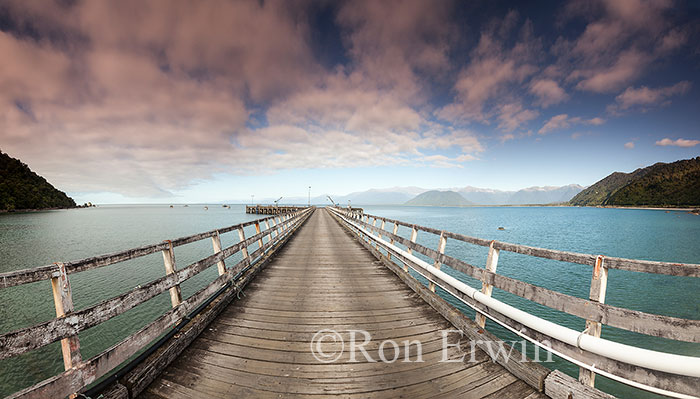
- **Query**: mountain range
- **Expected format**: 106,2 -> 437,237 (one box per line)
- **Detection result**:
258,184 -> 585,206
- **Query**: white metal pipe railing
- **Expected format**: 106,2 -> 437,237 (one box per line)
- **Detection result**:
329,208 -> 700,397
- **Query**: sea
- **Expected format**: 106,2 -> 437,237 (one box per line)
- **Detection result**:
0,204 -> 698,398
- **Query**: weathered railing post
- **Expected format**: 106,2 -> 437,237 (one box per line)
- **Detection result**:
372,218 -> 379,250
429,233 -> 447,292
274,216 -> 282,236
263,220 -> 272,242
476,240 -> 500,328
161,240 -> 182,307
579,255 -> 608,386
402,226 -> 418,272
51,262 -> 82,371
378,219 -> 386,254
211,231 -> 226,276
389,223 -> 399,262
238,227 -> 250,262
254,221 -> 264,250
407,226 -> 418,255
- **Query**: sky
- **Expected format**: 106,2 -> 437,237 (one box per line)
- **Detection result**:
1,0 -> 699,204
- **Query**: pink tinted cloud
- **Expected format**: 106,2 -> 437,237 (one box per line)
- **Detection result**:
609,81 -> 692,112
655,138 -> 700,148
538,114 -> 605,135
559,0 -> 685,93
529,79 -> 569,107
0,1 -> 486,197
438,13 -> 540,126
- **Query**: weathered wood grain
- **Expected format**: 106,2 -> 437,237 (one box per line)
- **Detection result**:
545,370 -> 615,399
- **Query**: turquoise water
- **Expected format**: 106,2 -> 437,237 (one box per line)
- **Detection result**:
0,205 -> 698,398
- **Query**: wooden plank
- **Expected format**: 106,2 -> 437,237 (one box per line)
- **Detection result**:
254,222 -> 263,249
237,227 -> 249,260
476,241 -> 499,328
50,262 -> 81,370
210,231 -> 226,276
545,370 -> 615,399
430,233 -> 446,292
579,255 -> 607,386
161,241 -> 182,307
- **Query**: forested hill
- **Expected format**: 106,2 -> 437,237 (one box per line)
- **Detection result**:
0,150 -> 76,211
570,157 -> 700,207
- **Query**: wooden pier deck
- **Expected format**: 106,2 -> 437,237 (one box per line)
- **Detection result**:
4,206 -> 697,399
139,209 -> 544,399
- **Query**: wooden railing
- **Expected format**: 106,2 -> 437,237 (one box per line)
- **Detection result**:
0,207 -> 314,399
328,207 -> 700,399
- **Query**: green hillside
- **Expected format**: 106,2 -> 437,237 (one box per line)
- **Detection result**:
570,157 -> 700,207
0,150 -> 76,211
404,190 -> 474,206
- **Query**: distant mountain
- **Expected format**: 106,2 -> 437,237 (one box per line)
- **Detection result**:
334,188 -> 417,205
0,150 -> 76,211
404,190 -> 474,206
456,184 -> 584,205
570,157 -> 700,207
237,184 -> 584,206
507,185 -> 585,205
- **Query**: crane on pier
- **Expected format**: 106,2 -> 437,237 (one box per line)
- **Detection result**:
274,197 -> 282,207
327,196 -> 337,207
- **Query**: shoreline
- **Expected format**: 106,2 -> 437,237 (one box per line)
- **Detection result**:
597,205 -> 699,211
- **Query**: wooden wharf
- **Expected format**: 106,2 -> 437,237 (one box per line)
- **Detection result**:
1,207 -> 698,399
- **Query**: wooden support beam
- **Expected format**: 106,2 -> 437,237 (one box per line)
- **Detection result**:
51,262 -> 82,371
371,218 -> 378,250
476,240 -> 500,327
263,220 -> 272,242
407,226 -> 418,255
389,223 -> 398,262
579,255 -> 608,386
161,241 -> 181,307
237,228 -> 249,261
211,231 -> 226,276
254,222 -> 263,249
429,233 -> 447,292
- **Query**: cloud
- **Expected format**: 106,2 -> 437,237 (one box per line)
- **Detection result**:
437,11 -> 540,127
529,79 -> 569,107
655,138 -> 700,148
336,0 -> 455,101
624,141 -> 635,149
608,81 -> 692,113
557,0 -> 688,93
0,0 -> 486,198
538,114 -> 605,135
496,103 -> 539,132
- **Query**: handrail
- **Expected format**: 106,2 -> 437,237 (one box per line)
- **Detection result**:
351,210 -> 700,277
328,206 -> 700,399
0,214 -> 290,288
0,207 -> 314,399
